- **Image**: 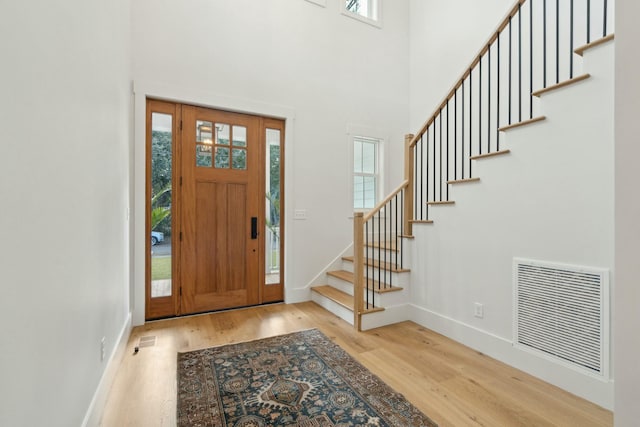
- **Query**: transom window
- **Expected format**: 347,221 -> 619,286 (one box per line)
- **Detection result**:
342,0 -> 380,26
353,136 -> 380,210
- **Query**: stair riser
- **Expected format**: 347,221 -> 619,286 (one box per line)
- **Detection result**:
325,277 -> 407,306
327,273 -> 408,293
310,292 -> 354,326
359,289 -> 408,308
327,276 -> 355,295
360,304 -> 412,331
362,248 -> 402,264
341,262 -> 408,284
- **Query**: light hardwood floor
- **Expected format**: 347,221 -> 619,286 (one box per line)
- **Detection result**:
100,302 -> 612,426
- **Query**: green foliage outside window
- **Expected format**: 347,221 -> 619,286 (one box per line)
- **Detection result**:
152,130 -> 172,236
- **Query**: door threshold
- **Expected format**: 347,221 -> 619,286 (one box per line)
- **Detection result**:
145,301 -> 285,323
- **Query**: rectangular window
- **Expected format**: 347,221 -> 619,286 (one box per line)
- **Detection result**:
150,112 -> 173,298
353,136 -> 379,210
265,128 -> 281,286
342,0 -> 381,26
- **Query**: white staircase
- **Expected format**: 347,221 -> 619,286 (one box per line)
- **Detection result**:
309,0 -> 614,339
311,239 -> 411,330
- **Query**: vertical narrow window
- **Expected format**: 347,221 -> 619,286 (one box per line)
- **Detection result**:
353,136 -> 379,210
146,99 -> 179,320
265,128 -> 282,286
342,0 -> 381,26
150,112 -> 173,298
262,117 -> 285,304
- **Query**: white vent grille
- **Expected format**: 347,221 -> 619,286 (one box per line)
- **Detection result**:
514,258 -> 609,377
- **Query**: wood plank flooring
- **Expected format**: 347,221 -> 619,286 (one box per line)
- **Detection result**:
99,302 -> 612,426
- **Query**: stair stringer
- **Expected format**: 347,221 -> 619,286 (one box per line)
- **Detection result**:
304,243 -> 353,288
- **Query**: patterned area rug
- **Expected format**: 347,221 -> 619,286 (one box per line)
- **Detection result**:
177,329 -> 437,426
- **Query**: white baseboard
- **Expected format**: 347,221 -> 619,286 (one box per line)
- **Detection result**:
361,304 -> 411,331
285,285 -> 312,304
408,304 -> 614,410
81,313 -> 133,427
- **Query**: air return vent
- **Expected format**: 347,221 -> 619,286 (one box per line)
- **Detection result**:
513,258 -> 609,378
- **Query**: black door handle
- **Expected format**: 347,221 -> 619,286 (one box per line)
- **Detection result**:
251,217 -> 258,239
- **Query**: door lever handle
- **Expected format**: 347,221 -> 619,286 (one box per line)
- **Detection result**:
251,217 -> 258,239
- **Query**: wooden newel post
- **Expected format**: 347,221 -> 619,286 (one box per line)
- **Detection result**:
353,212 -> 364,331
404,134 -> 415,236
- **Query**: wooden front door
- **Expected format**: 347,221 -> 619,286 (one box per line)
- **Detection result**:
180,106 -> 262,314
146,100 -> 284,320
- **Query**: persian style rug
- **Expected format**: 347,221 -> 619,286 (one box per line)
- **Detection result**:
177,328 -> 438,426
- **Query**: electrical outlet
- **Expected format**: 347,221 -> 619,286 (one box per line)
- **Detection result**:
101,337 -> 106,362
474,303 -> 484,318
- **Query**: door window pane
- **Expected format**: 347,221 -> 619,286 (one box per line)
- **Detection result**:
232,148 -> 247,170
196,120 -> 213,144
216,123 -> 230,145
232,126 -> 247,147
215,147 -> 230,169
196,145 -> 212,167
151,112 -> 173,298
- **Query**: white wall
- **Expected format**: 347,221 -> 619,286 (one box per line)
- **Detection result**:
0,1 -> 132,426
409,0 -> 513,131
614,0 -> 640,424
130,0 -> 410,321
408,38 -> 615,407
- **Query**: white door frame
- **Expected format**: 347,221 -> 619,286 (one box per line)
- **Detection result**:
132,81 -> 297,326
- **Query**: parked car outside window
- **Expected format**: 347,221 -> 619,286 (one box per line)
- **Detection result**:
151,231 -> 164,246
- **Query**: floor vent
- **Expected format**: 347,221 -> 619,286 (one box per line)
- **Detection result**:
138,336 -> 157,348
513,258 -> 609,377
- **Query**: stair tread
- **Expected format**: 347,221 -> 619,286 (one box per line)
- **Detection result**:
532,74 -> 590,97
327,270 -> 404,293
448,177 -> 480,185
470,149 -> 511,160
427,200 -> 455,205
342,256 -> 410,273
311,285 -> 384,314
575,34 -> 614,56
499,116 -> 546,132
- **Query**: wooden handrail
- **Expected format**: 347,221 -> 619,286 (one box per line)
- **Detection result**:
362,180 -> 409,223
410,0 -> 527,148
